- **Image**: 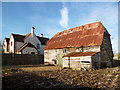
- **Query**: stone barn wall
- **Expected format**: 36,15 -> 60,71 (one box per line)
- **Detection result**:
44,49 -> 63,64
44,45 -> 100,64
91,53 -> 101,69
100,32 -> 113,67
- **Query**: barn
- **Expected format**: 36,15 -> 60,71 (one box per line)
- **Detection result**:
44,22 -> 114,70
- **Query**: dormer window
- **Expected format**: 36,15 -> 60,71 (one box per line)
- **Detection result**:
37,44 -> 40,49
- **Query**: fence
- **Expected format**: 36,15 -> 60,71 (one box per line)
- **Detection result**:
2,54 -> 44,65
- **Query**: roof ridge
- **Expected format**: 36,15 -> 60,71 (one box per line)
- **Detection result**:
12,33 -> 26,36
23,33 -> 31,40
5,37 -> 10,39
37,36 -> 49,39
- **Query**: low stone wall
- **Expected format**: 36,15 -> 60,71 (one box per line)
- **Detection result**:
112,60 -> 120,67
2,54 -> 44,65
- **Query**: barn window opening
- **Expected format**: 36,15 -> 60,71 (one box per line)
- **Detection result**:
37,44 -> 40,49
81,61 -> 90,64
31,52 -> 35,54
63,48 -> 66,53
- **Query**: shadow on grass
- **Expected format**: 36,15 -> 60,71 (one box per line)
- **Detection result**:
2,70 -> 100,89
2,64 -> 56,69
118,66 -> 120,89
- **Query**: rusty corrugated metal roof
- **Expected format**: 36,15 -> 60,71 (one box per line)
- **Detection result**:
44,22 -> 105,50
63,52 -> 99,57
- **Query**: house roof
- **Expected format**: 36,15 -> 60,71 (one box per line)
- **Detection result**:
44,22 -> 105,50
63,52 -> 99,57
12,34 -> 26,42
17,42 -> 38,52
37,36 -> 49,45
5,38 -> 10,44
23,33 -> 31,40
11,33 -> 49,45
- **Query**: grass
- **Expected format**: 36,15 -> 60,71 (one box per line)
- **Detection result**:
2,64 -> 120,89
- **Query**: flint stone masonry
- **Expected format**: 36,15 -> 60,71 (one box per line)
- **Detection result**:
44,45 -> 100,64
100,32 -> 114,67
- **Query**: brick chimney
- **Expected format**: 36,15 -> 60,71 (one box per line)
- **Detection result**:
31,27 -> 35,34
40,34 -> 43,37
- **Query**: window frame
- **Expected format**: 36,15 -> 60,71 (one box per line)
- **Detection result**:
37,43 -> 40,49
11,42 -> 12,46
63,48 -> 66,53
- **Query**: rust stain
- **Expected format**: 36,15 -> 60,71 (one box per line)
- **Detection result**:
44,22 -> 105,50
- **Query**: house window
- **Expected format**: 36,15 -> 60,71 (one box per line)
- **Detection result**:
37,44 -> 40,49
63,48 -> 66,53
11,42 -> 12,46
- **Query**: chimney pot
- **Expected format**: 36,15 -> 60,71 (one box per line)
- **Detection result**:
40,34 -> 43,37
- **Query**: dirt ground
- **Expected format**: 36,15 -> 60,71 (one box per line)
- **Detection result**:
2,64 -> 120,89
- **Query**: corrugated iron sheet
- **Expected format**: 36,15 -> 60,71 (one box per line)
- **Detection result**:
63,52 -> 99,57
44,22 -> 105,50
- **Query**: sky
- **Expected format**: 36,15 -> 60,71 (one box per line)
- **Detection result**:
2,2 -> 119,54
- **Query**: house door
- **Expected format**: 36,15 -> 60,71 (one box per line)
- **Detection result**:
58,54 -> 63,66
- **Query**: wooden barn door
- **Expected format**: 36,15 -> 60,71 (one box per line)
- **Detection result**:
58,54 -> 63,66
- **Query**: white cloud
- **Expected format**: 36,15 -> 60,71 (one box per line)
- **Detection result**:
59,6 -> 69,29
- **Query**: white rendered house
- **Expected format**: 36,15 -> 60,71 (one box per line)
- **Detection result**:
3,27 -> 49,54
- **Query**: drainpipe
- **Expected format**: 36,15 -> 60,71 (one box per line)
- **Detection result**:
68,56 -> 70,69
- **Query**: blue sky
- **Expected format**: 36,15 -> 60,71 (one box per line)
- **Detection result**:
2,2 -> 118,53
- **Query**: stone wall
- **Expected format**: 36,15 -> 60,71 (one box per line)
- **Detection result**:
2,54 -> 44,65
44,49 -> 63,64
100,32 -> 114,67
91,53 -> 101,69
44,45 -> 100,64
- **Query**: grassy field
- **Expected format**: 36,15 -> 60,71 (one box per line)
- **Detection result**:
2,64 -> 120,89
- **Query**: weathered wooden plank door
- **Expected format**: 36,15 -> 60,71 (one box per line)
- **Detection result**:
58,54 -> 63,66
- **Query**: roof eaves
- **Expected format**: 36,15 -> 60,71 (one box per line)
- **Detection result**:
63,52 -> 100,58
17,42 -> 29,52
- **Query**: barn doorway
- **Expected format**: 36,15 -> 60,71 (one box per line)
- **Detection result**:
58,54 -> 63,66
